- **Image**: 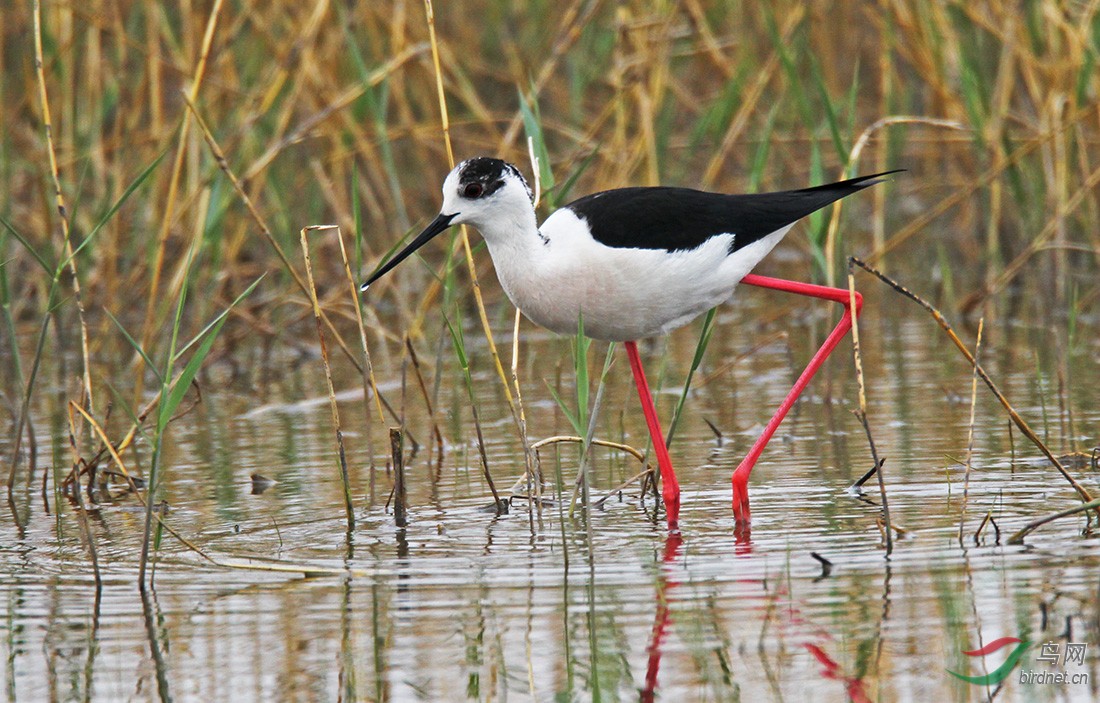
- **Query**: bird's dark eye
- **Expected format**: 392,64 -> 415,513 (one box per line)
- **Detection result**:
462,182 -> 484,199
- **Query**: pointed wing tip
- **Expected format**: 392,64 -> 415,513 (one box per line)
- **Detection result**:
852,168 -> 906,188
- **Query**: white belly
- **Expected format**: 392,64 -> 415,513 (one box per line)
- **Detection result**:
486,210 -> 791,342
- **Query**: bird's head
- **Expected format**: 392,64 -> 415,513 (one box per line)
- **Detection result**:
361,157 -> 533,291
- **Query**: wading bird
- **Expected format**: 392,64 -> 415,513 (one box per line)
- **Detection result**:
363,157 -> 897,529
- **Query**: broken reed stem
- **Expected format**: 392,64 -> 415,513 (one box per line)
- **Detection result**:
404,337 -> 445,473
33,0 -> 94,416
848,264 -> 892,554
183,98 -> 373,386
1008,498 -> 1100,544
69,401 -> 223,566
391,428 -> 407,527
334,225 -> 385,460
64,404 -> 101,589
849,257 -> 1096,511
300,226 -> 355,532
825,116 -> 964,281
959,318 -> 984,544
593,467 -> 656,509
470,402 -> 505,513
510,435 -> 649,494
973,509 -> 998,544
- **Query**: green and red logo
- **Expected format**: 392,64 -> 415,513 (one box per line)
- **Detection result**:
947,638 -> 1032,685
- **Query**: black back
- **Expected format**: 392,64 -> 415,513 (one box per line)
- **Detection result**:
565,171 -> 900,253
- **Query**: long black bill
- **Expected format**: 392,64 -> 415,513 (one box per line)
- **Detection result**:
360,212 -> 457,291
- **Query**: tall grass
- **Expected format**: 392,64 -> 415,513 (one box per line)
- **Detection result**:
1,1 -> 1097,540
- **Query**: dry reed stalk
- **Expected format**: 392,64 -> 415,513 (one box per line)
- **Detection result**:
699,7 -> 804,189
847,265 -> 892,553
333,224 -> 386,469
822,116 -> 964,284
695,331 -> 788,387
183,94 -> 405,434
257,0 -> 332,115
139,0 -> 225,393
422,0 -> 530,470
403,337 -> 444,472
851,257 -> 1096,512
390,427 -> 407,527
867,103 -> 1099,264
64,403 -> 100,589
958,318 -> 984,544
497,0 -> 601,149
512,435 -> 650,497
961,157 -> 1100,313
1008,498 -> 1100,545
470,401 -> 505,514
300,225 -> 355,532
69,402 -> 140,494
69,401 -> 225,567
33,0 -> 94,416
241,43 -> 427,183
592,467 -> 656,510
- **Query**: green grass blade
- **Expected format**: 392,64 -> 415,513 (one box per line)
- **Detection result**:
66,149 -> 167,265
665,307 -> 717,447
162,276 -> 265,427
174,273 -> 265,360
748,103 -> 780,193
442,313 -> 469,371
552,151 -> 597,206
104,309 -> 164,386
0,213 -> 54,275
807,53 -> 847,163
572,315 -> 589,431
545,383 -> 583,436
518,87 -> 556,207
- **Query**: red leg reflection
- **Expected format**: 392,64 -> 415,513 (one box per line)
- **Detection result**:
805,643 -> 872,703
641,531 -> 683,702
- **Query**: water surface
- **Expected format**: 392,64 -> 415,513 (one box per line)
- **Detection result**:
2,264 -> 1098,702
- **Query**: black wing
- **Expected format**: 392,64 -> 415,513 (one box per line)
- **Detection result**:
564,170 -> 901,253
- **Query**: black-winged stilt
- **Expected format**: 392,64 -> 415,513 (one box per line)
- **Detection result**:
363,157 -> 898,529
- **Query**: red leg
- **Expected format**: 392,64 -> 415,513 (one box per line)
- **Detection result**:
624,341 -> 681,528
731,273 -> 863,524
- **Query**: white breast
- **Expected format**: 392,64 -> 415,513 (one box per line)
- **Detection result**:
485,209 -> 792,342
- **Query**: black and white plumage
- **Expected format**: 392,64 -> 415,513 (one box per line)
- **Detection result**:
364,157 -> 898,342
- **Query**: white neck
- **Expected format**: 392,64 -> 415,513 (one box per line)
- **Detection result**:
465,203 -> 545,312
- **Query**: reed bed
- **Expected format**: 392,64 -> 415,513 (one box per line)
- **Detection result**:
1,0 -> 1098,571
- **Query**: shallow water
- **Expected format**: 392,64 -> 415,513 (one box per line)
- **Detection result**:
2,267 -> 1099,702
